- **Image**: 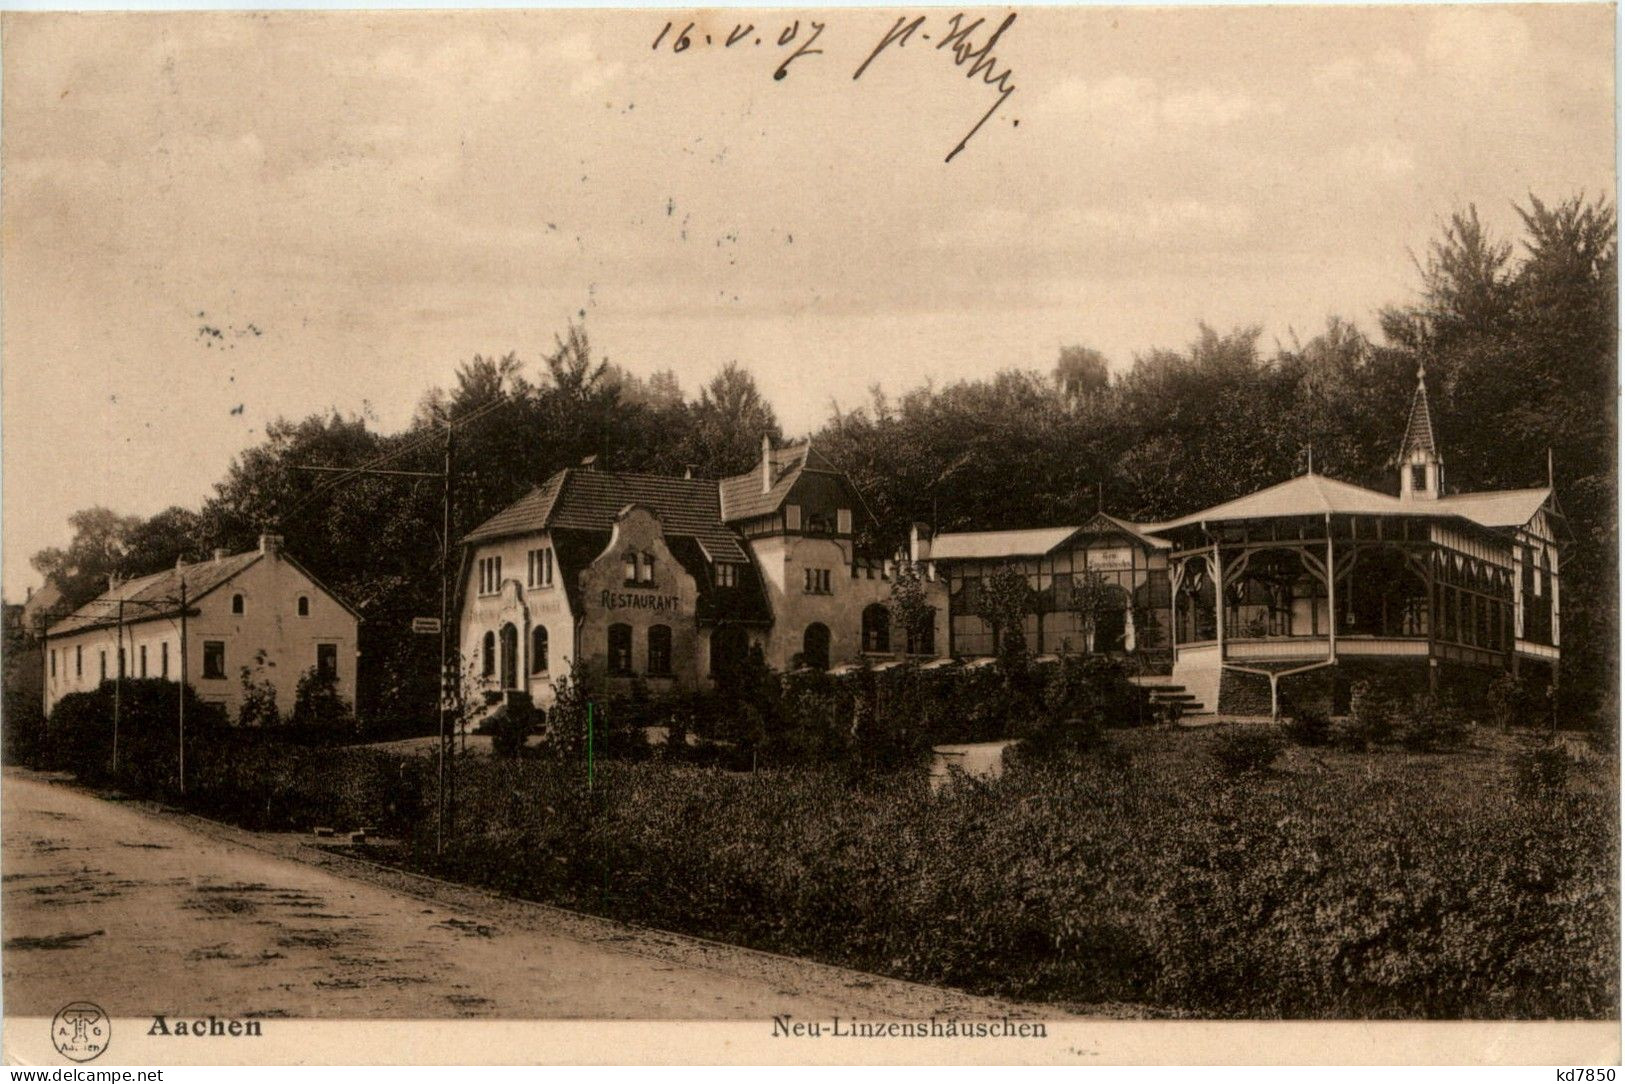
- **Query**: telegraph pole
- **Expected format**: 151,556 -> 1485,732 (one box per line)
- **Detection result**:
178,580 -> 188,795
113,597 -> 124,772
293,408 -> 469,857
438,419 -> 455,855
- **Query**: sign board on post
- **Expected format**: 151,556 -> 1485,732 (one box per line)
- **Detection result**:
412,617 -> 442,635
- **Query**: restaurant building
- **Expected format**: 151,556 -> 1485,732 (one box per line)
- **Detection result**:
458,437 -> 948,709
918,368 -> 1563,715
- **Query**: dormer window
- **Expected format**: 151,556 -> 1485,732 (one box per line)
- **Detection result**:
806,512 -> 835,535
785,505 -> 802,532
837,508 -> 853,535
1411,464 -> 1427,492
715,563 -> 738,588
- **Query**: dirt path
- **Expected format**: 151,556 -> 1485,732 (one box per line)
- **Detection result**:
2,772 -> 1058,1021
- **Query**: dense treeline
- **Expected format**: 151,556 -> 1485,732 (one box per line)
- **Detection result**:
24,194 -> 1617,730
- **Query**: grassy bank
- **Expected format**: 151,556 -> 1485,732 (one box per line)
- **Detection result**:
402,728 -> 1618,1019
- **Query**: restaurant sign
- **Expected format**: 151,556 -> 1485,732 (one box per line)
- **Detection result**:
600,590 -> 683,613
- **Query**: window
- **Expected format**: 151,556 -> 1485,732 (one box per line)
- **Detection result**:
49,650 -> 56,678
803,568 -> 831,594
715,563 -> 738,588
478,556 -> 503,595
530,626 -> 549,674
837,508 -> 853,535
608,623 -> 633,675
802,623 -> 830,670
862,604 -> 891,653
500,624 -> 518,689
232,593 -> 245,615
806,511 -> 834,535
482,631 -> 496,678
1411,464 -> 1427,491
117,648 -> 125,678
100,651 -> 107,682
623,551 -> 638,584
139,644 -> 148,678
297,595 -> 310,616
641,552 -> 655,584
624,551 -> 654,586
161,641 -> 169,679
202,641 -> 226,680
76,645 -> 82,677
317,643 -> 338,681
527,547 -> 554,588
785,505 -> 802,531
647,625 -> 672,675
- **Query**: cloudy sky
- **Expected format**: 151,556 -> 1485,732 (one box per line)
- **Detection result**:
2,4 -> 1615,596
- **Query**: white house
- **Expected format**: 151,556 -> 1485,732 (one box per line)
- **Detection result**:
43,534 -> 361,721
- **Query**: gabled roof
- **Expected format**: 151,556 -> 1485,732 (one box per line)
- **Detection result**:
1433,487 -> 1553,529
465,468 -> 749,563
47,552 -> 262,637
1154,472 -> 1412,530
545,528 -> 774,626
927,526 -> 1082,561
718,440 -> 843,523
1153,472 -> 1551,534
926,511 -> 1172,562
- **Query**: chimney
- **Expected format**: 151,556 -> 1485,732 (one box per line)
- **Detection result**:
579,454 -> 598,471
683,465 -> 694,480
213,548 -> 229,563
760,434 -> 774,494
176,557 -> 187,571
107,574 -> 122,592
909,522 -> 932,564
259,533 -> 283,556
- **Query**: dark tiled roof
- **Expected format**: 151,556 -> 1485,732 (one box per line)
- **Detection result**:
719,441 -> 838,522
47,552 -> 263,637
466,468 -> 748,563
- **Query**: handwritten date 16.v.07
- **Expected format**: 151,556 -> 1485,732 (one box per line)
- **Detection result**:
650,12 -> 1018,164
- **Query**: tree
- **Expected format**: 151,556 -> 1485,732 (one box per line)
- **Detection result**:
1067,571 -> 1117,654
976,564 -> 1033,661
680,362 -> 781,477
30,507 -> 143,609
887,560 -> 935,654
1053,345 -> 1110,404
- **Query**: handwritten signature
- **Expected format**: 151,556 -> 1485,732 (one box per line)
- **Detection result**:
651,12 -> 1018,164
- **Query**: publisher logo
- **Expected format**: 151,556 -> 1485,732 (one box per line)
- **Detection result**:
52,1001 -> 109,1063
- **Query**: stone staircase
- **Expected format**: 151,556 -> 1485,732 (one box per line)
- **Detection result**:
1129,676 -> 1209,717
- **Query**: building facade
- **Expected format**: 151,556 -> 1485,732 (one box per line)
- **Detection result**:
457,438 -> 949,710
44,534 -> 361,720
917,368 -> 1562,715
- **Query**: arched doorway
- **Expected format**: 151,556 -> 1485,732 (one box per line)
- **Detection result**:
802,623 -> 831,670
499,623 -> 519,689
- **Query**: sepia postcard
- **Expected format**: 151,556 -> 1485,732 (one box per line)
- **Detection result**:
1,2 -> 1618,1069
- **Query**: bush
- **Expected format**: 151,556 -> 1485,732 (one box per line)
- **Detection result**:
1210,726 -> 1285,776
48,679 -> 229,793
1336,679 -> 1403,751
1284,708 -> 1330,747
237,651 -> 280,727
409,733 -> 1617,1019
290,666 -> 355,731
488,694 -> 537,759
1396,694 -> 1474,752
1514,740 -> 1570,798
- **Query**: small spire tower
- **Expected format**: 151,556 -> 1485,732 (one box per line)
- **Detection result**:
1397,364 -> 1442,500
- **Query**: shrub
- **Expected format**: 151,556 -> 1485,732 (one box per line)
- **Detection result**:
1210,726 -> 1285,776
237,651 -> 280,727
290,666 -> 355,731
1514,740 -> 1570,798
488,695 -> 537,759
1337,679 -> 1403,751
1396,694 -> 1474,752
1284,708 -> 1330,747
48,679 -> 229,793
